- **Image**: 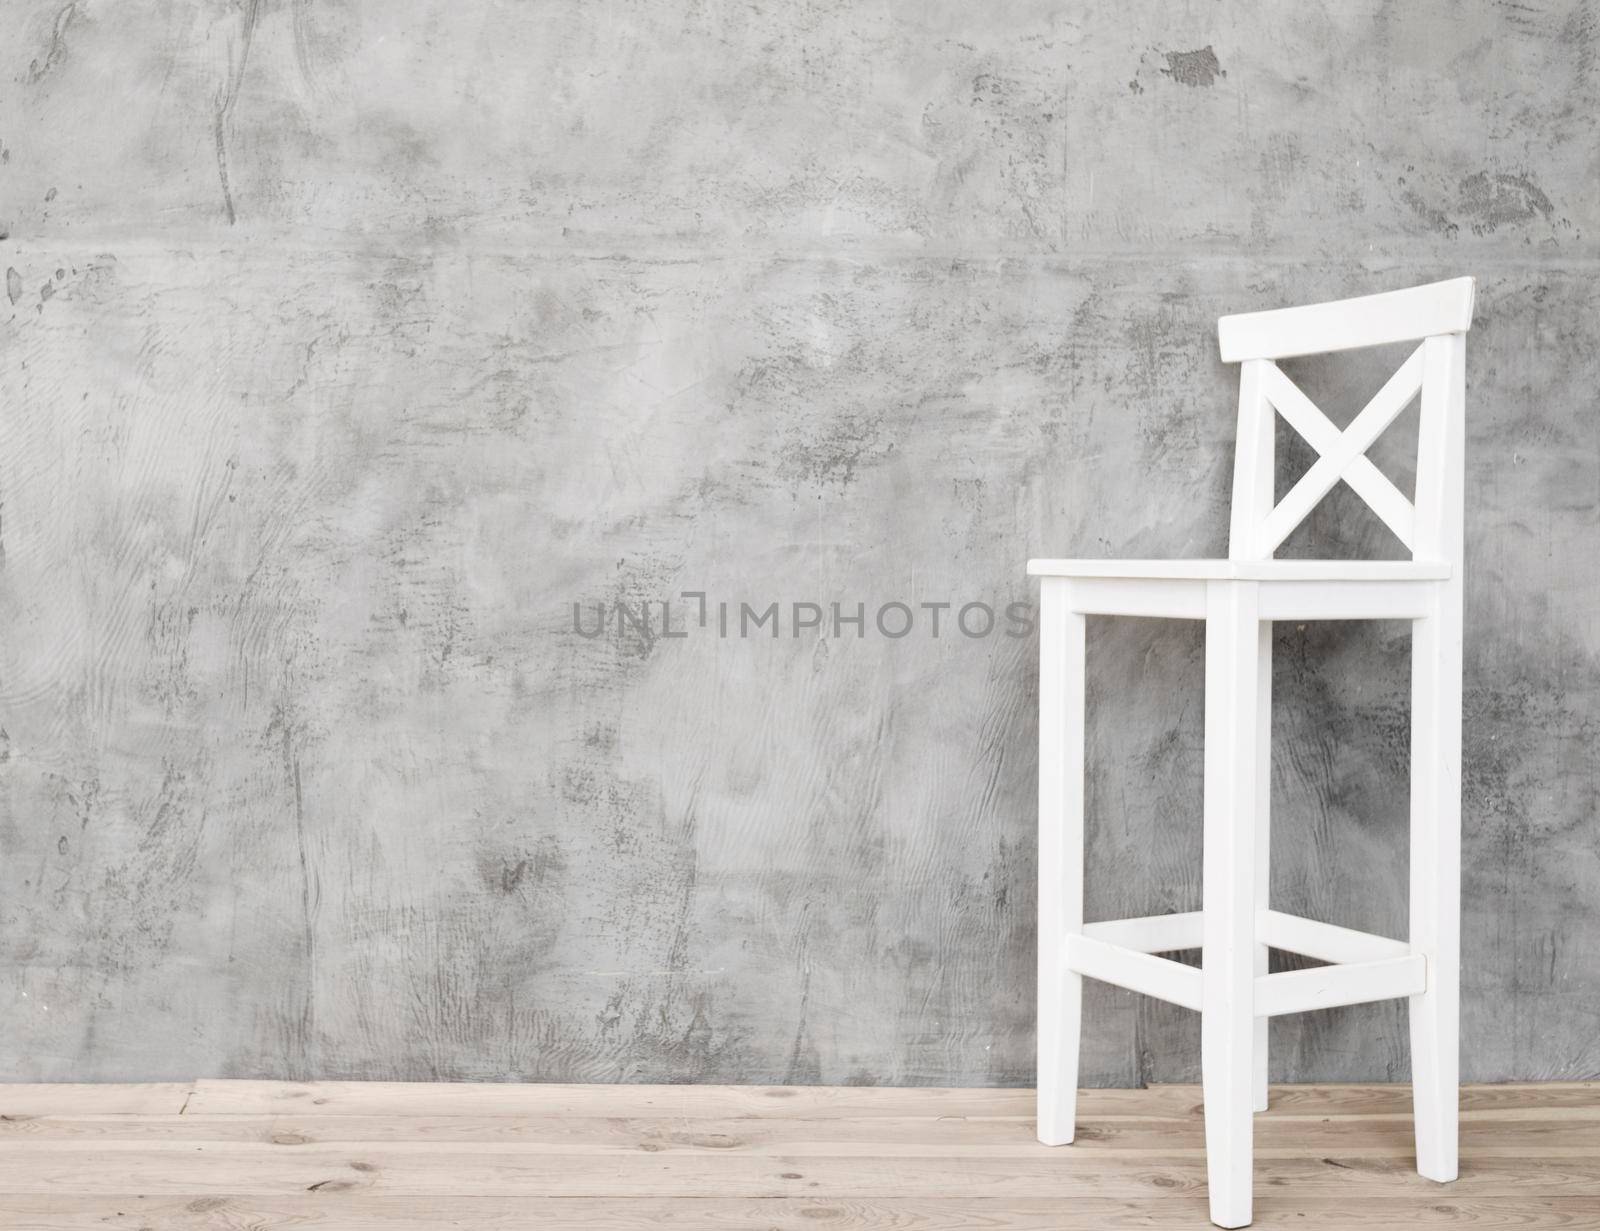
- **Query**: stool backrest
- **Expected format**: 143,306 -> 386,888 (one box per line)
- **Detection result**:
1217,277 -> 1474,566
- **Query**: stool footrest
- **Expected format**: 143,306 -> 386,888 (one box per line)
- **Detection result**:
1259,909 -> 1410,964
1064,934 -> 1203,1012
1061,911 -> 1424,1017
1083,911 -> 1204,953
1254,954 -> 1425,1017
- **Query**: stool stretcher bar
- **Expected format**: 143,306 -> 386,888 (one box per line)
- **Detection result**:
1064,934 -> 1205,1012
1062,910 -> 1426,1018
1259,908 -> 1410,964
1254,955 -> 1426,1017
1082,910 -> 1205,953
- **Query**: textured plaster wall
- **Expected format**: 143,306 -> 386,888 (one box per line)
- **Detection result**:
1,1 -> 1596,1085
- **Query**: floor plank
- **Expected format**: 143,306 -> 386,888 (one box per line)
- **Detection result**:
0,1147 -> 1596,1198
1,1114 -> 1597,1157
0,1082 -> 1593,1228
0,1085 -> 194,1117
178,1079 -> 1599,1119
2,1196 -> 1599,1231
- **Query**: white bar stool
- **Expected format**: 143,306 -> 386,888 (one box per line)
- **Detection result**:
1030,278 -> 1473,1228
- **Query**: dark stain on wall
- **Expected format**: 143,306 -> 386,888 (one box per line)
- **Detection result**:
1161,46 -> 1226,88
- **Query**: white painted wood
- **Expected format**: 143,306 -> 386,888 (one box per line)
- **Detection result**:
1254,354 -> 1423,556
1413,334 -> 1466,559
1253,622 -> 1271,1115
1026,559 -> 1449,582
1031,280 -> 1473,1225
1249,355 -> 1277,1119
1082,911 -> 1204,954
1036,578 -> 1084,1148
1217,277 -> 1475,362
1202,579 -> 1260,1228
1229,360 -> 1274,557
1256,579 -> 1436,621
1409,333 -> 1466,1185
1255,956 -> 1427,1018
1064,935 -> 1204,1013
1060,576 -> 1207,619
1027,559 -> 1229,580
1259,910 -> 1411,964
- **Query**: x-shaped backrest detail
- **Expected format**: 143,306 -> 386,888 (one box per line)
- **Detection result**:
1255,343 -> 1425,554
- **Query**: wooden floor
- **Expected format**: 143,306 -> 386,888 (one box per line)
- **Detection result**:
0,1082 -> 1595,1228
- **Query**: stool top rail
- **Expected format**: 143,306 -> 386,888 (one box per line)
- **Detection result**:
1218,277 -> 1475,363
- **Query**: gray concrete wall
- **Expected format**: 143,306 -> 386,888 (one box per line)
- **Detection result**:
1,1 -> 1595,1086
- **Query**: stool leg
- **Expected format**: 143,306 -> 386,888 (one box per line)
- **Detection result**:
1410,594 -> 1461,1182
1038,578 -> 1085,1146
1202,581 -> 1260,1228
1253,621 -> 1272,1114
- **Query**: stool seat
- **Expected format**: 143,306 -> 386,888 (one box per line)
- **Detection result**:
1027,558 -> 1450,581
1026,558 -> 1450,622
